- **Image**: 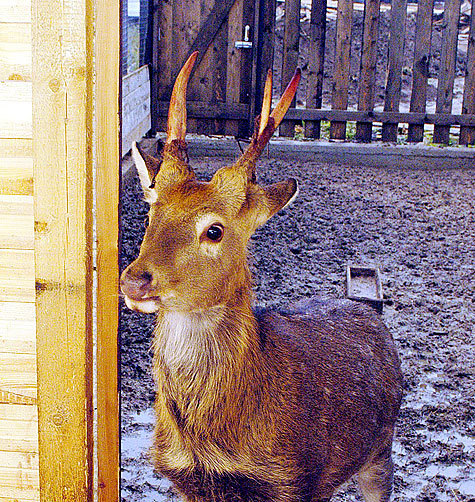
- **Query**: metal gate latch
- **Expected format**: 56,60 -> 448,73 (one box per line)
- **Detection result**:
235,25 -> 252,49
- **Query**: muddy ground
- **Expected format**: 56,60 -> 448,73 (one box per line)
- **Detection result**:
120,149 -> 475,502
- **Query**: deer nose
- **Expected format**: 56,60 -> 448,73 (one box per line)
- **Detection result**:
120,270 -> 153,300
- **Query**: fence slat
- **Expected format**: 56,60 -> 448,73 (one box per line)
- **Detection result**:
32,0 -> 94,498
330,0 -> 353,140
96,0 -> 121,499
253,0 -> 276,122
355,0 -> 381,142
433,0 -> 462,144
305,0 -> 327,138
280,0 -> 301,137
382,0 -> 407,142
407,0 -> 435,143
460,0 -> 475,145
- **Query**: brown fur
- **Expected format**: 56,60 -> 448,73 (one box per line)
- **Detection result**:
121,58 -> 403,501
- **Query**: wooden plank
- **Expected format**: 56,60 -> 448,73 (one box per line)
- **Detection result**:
122,64 -> 149,97
0,353 -> 37,399
253,0 -> 277,131
0,0 -> 32,23
355,0 -> 381,142
237,0 -> 256,137
0,157 -> 34,195
0,487 -> 39,501
122,79 -> 151,142
0,215 -> 34,250
0,301 -> 34,321
0,417 -> 37,440
225,0 -> 245,136
0,139 -> 32,157
408,0 -> 435,142
151,0 -> 173,132
285,107 -> 475,125
157,100 -> 249,120
0,249 -> 35,303
433,0 -> 462,144
122,113 -> 151,157
182,0 -> 237,77
0,23 -> 31,81
196,0 -> 229,136
330,0 -> 353,139
0,450 -> 38,471
0,403 -> 37,422
0,82 -> 32,139
382,0 -> 407,142
32,0 -> 94,499
0,194 -> 33,214
0,465 -> 39,490
460,0 -> 475,144
0,299 -> 36,354
0,322 -> 36,353
0,301 -> 35,353
0,436 -> 37,454
280,0 -> 301,137
305,0 -> 327,138
96,0 -> 120,498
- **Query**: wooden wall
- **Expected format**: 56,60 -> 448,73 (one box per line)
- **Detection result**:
0,0 -> 39,500
0,0 -> 121,499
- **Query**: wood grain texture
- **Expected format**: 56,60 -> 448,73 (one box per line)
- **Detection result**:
382,0 -> 407,141
0,0 -> 32,23
32,0 -> 94,499
95,0 -> 121,498
407,0 -> 435,142
355,0 -> 380,142
0,157 -> 33,195
433,0 -> 461,143
459,0 -> 475,144
330,0 -> 353,139
0,82 -> 32,138
305,0 -> 327,138
280,0 -> 301,137
0,21 -> 31,81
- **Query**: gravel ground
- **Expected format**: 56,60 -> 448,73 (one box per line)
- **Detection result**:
120,149 -> 475,502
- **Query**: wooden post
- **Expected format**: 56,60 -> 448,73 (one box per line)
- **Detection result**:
32,0 -> 94,499
459,0 -> 475,145
433,0 -> 462,144
96,0 -> 121,499
330,0 -> 353,140
254,0 -> 277,118
305,0 -> 327,139
382,0 -> 407,142
407,0 -> 435,143
355,0 -> 380,142
280,0 -> 301,137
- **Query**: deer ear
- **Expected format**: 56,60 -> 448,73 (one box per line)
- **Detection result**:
263,178 -> 298,218
132,142 -> 160,204
251,178 -> 298,228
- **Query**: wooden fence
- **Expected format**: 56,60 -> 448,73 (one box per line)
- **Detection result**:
276,0 -> 475,144
151,0 -> 475,145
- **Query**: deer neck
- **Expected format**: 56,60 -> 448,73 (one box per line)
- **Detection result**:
153,285 -> 259,382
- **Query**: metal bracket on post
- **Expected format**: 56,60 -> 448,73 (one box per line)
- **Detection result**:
235,25 -> 253,49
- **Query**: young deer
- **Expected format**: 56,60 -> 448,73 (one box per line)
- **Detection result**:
121,52 -> 403,502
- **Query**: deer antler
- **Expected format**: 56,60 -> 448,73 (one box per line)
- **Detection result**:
233,68 -> 301,182
154,51 -> 199,187
167,51 -> 198,145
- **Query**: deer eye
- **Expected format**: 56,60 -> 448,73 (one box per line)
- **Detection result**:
205,224 -> 224,242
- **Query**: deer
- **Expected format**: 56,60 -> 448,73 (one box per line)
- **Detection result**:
120,51 -> 403,502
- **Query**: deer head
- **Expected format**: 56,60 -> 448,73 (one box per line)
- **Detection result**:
121,52 -> 301,314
